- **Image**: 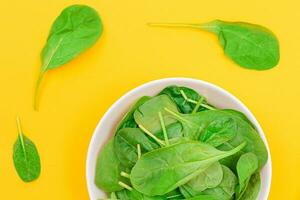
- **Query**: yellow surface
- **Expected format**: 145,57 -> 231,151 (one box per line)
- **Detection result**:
0,0 -> 299,199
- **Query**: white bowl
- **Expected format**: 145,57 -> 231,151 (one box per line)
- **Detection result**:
86,78 -> 272,200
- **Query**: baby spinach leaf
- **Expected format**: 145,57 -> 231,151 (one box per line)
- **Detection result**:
34,5 -> 103,110
95,139 -> 128,192
117,96 -> 151,131
13,117 -> 41,182
159,86 -> 210,113
130,141 -> 246,196
183,162 -> 223,194
134,95 -> 179,134
235,153 -> 259,198
182,165 -> 237,199
114,128 -> 159,168
239,173 -> 261,200
149,20 -> 279,70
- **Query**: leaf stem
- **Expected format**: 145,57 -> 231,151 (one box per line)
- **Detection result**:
16,116 -> 27,160
158,112 -> 170,146
139,124 -> 166,146
118,181 -> 133,191
180,89 -> 216,110
33,72 -> 45,111
148,22 -> 218,32
192,96 -> 204,114
120,171 -> 131,179
164,107 -> 190,124
137,144 -> 141,159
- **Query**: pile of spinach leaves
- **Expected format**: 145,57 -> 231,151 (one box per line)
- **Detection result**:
95,85 -> 268,200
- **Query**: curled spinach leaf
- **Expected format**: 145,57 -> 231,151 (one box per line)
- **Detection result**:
130,141 -> 246,196
34,5 -> 103,110
149,20 -> 279,70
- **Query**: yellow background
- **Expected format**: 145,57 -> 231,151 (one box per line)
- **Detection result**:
0,0 -> 299,199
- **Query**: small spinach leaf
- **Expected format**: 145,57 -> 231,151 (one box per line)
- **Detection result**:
183,162 -> 223,194
134,95 -> 179,134
130,141 -> 246,196
13,117 -> 41,182
34,5 -> 103,110
236,153 -> 259,198
239,173 -> 261,200
95,139 -> 128,192
149,20 -> 279,70
114,128 -> 159,168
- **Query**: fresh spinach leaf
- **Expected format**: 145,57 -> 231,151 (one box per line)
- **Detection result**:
13,117 -> 41,182
130,141 -> 246,196
34,5 -> 103,110
117,96 -> 151,131
149,20 -> 279,70
183,162 -> 223,194
182,165 -> 237,199
159,86 -> 210,113
235,153 -> 259,198
239,173 -> 261,200
166,109 -> 267,168
114,128 -> 159,168
134,95 -> 179,134
95,138 -> 128,192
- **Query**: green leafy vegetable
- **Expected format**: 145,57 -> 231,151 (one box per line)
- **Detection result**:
13,117 -> 41,182
239,173 -> 261,200
130,141 -> 246,196
236,153 -> 259,198
159,86 -> 212,113
114,128 -> 159,168
149,20 -> 279,70
34,4 -> 103,110
182,162 -> 223,194
117,96 -> 151,130
95,139 -> 128,192
95,85 -> 268,199
134,95 -> 179,134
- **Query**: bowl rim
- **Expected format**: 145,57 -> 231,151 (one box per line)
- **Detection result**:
86,77 -> 272,200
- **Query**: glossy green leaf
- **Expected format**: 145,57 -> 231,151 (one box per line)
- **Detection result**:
183,162 -> 223,194
95,139 -> 128,192
236,153 -> 259,198
114,128 -> 159,168
134,95 -> 179,134
149,20 -> 279,70
34,4 -> 103,110
239,173 -> 261,200
130,141 -> 246,196
13,117 -> 41,182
